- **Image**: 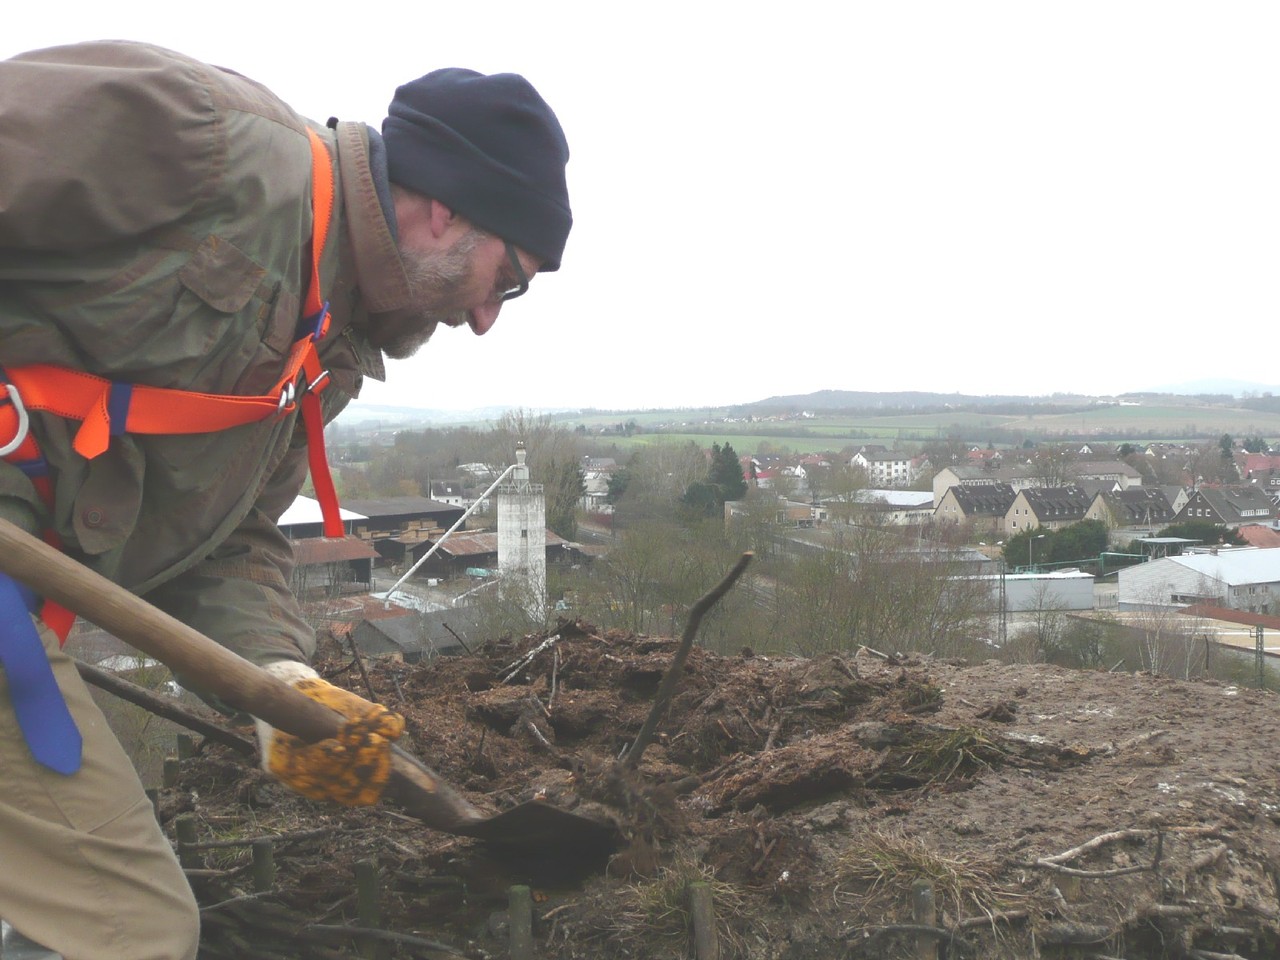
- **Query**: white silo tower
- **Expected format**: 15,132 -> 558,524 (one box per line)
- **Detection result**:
497,442 -> 546,619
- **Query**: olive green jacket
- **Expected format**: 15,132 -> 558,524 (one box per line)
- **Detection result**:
0,41 -> 412,668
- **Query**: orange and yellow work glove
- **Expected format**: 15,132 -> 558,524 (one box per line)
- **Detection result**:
255,662 -> 405,807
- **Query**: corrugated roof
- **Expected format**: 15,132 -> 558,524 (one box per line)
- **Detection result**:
292,536 -> 380,565
431,530 -> 568,558
1167,548 -> 1280,587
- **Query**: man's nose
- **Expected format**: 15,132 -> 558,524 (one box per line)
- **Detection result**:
468,301 -> 501,336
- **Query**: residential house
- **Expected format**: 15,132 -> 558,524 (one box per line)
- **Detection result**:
852,448 -> 919,488
1162,485 -> 1192,515
1085,488 -> 1176,539
966,447 -> 1003,467
1118,548 -> 1280,613
1238,524 -> 1280,549
1005,485 -> 1093,533
933,483 -> 1016,537
931,464 -> 1038,502
428,481 -> 466,507
1172,485 -> 1279,529
1236,453 -> 1280,491
933,461 -> 1141,503
1073,460 -> 1144,490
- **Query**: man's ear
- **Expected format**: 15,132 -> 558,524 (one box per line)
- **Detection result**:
428,199 -> 457,239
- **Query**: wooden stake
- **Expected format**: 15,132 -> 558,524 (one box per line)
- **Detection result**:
175,816 -> 200,869
508,885 -> 533,960
911,880 -> 936,959
355,859 -> 386,960
251,839 -> 275,893
688,881 -> 720,960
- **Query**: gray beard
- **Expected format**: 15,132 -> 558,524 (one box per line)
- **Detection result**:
374,230 -> 483,360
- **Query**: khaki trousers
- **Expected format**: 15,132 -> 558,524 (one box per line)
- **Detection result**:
0,623 -> 200,960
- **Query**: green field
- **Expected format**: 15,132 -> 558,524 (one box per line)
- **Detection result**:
551,400 -> 1280,455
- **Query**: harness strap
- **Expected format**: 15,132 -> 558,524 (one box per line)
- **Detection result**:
0,125 -> 345,774
0,126 -> 345,538
0,573 -> 82,774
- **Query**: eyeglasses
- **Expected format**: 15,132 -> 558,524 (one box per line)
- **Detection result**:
499,242 -> 530,302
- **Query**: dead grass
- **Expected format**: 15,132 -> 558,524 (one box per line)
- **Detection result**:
608,850 -> 749,958
888,725 -> 1012,786
831,826 -> 1022,922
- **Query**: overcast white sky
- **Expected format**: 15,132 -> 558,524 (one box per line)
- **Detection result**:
6,3 -> 1278,411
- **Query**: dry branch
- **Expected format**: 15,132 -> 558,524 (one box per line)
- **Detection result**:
623,553 -> 753,768
75,658 -> 256,756
344,634 -> 378,704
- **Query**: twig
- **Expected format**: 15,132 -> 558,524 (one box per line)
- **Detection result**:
182,827 -> 336,852
1036,827 -> 1213,866
549,648 -> 560,709
1115,729 -> 1169,751
858,644 -> 893,661
1142,904 -> 1196,918
623,552 -> 753,768
763,715 -> 784,751
524,718 -> 556,753
1034,862 -> 1150,879
346,634 -> 378,703
200,891 -> 279,914
1189,844 -> 1229,872
442,622 -> 472,654
75,659 -> 257,757
954,909 -> 1029,930
500,634 -> 559,682
305,924 -> 466,956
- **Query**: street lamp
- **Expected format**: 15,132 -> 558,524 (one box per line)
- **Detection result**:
1029,533 -> 1046,570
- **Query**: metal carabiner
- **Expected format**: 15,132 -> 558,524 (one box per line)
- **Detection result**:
276,380 -> 296,415
0,383 -> 31,457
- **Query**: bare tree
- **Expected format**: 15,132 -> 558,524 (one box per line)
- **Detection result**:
1029,444 -> 1077,487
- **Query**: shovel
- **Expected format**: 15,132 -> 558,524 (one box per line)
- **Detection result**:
0,518 -> 617,856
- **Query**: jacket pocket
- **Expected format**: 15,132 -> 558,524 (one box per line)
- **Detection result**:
178,235 -> 265,313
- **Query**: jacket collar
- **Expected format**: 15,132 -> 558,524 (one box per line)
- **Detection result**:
333,120 -> 413,316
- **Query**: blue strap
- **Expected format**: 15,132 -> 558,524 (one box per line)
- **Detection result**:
107,382 -> 133,437
0,574 -> 82,774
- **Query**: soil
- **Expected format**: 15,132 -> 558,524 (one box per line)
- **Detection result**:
168,620 -> 1280,959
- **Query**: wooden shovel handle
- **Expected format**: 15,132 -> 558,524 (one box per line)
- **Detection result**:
0,517 -> 482,830
0,517 -> 342,740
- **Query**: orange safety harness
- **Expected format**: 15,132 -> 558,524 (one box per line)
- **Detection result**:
0,127 -> 346,645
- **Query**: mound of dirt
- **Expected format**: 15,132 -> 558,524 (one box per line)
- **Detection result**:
166,620 -> 1280,959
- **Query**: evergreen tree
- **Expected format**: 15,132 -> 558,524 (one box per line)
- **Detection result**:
709,442 -> 748,501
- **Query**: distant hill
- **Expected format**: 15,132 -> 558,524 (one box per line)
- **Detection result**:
737,390 -> 1094,415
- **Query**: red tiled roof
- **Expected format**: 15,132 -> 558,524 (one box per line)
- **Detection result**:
1237,525 -> 1280,549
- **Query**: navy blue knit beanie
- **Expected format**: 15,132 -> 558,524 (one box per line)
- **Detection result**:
383,68 -> 571,272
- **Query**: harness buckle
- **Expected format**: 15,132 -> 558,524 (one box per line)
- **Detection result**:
0,383 -> 31,457
276,381 -> 296,416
